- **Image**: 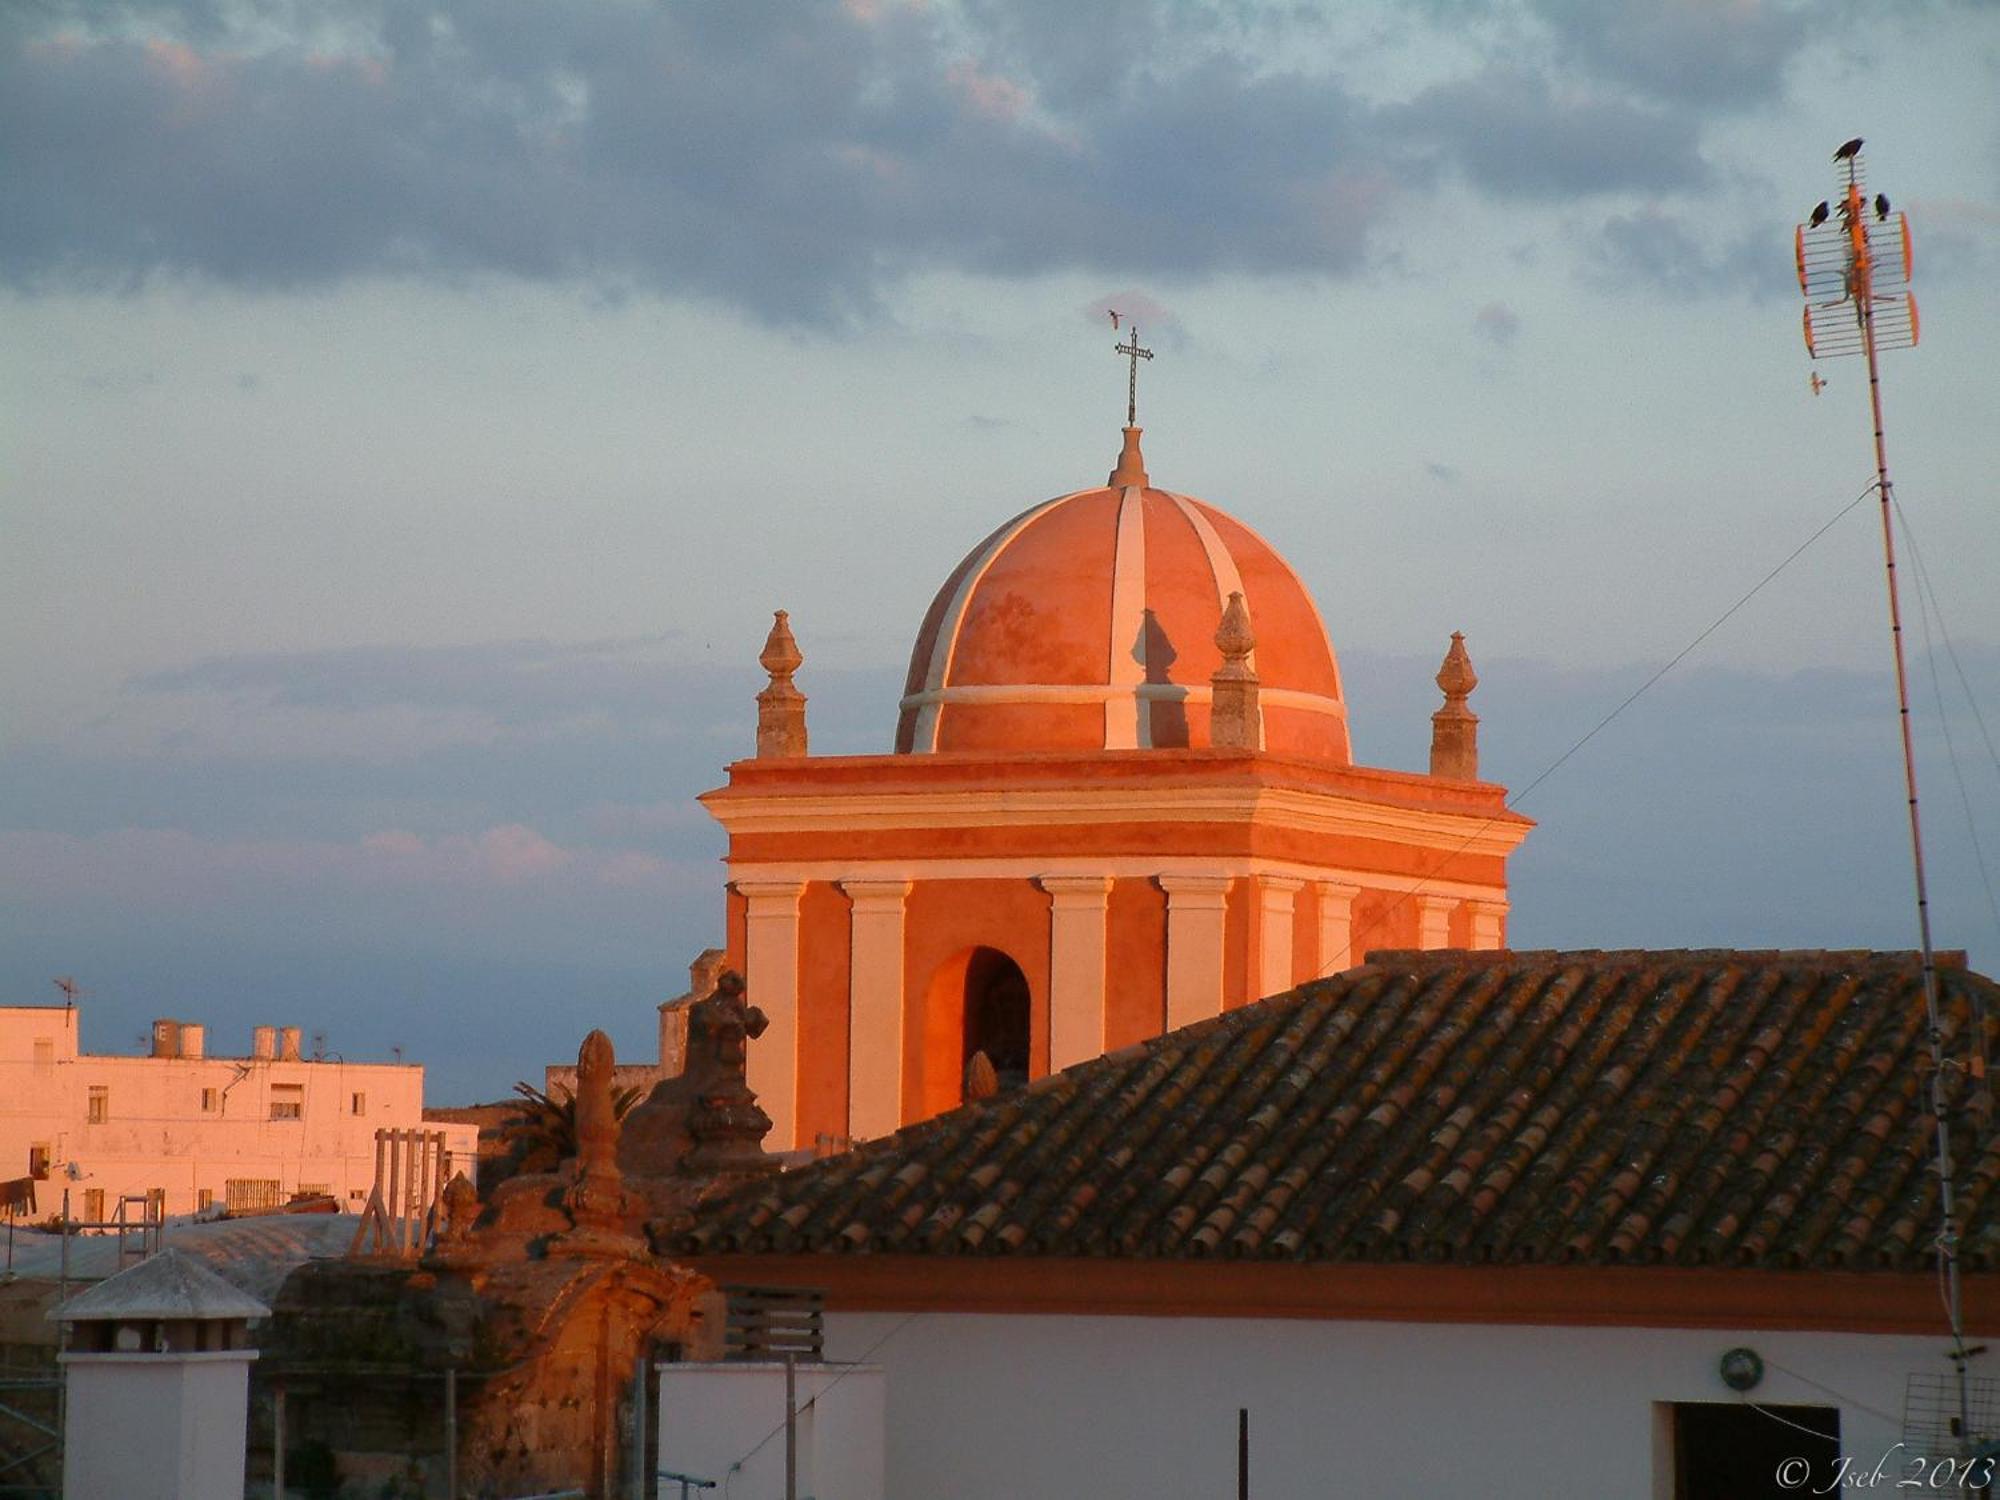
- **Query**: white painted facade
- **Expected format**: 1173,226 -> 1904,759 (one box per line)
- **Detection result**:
61,1350 -> 257,1500
657,1361 -> 885,1500
824,1311 -> 1953,1500
0,1005 -> 475,1221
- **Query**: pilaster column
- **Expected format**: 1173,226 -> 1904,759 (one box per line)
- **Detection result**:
734,879 -> 805,1149
1039,875 -> 1113,1071
1256,876 -> 1304,999
1416,893 -> 1455,952
1159,874 -> 1231,1032
841,879 -> 912,1141
1315,881 -> 1362,975
1466,898 -> 1509,952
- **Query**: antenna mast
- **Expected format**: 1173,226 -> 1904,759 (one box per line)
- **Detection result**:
1797,140 -> 1971,1441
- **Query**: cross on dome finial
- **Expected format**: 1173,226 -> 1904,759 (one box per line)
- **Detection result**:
1111,317 -> 1153,428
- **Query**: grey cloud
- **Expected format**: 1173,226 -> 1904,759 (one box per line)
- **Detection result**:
1391,66 -> 1704,198
130,635 -> 703,725
0,1 -> 1375,319
1531,0 -> 1809,110
1586,206 -> 1794,299
127,635 -> 906,749
1473,300 -> 1519,344
1,0 -> 1757,319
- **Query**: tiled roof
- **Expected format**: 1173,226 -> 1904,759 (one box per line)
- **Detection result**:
51,1247 -> 270,1323
679,949 -> 2000,1272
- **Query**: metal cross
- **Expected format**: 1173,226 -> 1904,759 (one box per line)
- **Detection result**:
1114,326 -> 1153,426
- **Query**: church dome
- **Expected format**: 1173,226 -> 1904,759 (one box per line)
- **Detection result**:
895,430 -> 1350,761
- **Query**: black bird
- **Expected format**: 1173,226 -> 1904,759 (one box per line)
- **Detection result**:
1875,193 -> 1890,222
1835,137 -> 1864,161
1809,201 -> 1830,227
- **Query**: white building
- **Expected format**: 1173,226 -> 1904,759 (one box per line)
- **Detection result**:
0,1005 -> 475,1222
679,948 -> 2000,1500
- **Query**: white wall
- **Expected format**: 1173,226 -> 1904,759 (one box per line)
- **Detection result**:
61,1351 -> 254,1500
825,1311 -> 1948,1500
657,1362 -> 885,1500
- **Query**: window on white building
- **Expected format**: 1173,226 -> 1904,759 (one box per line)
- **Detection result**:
82,1188 -> 104,1222
351,1091 -> 366,1115
196,1187 -> 214,1212
298,1182 -> 330,1198
86,1086 -> 108,1123
269,1083 -> 304,1121
1671,1401 -> 1838,1499
32,1037 -> 52,1070
201,1087 -> 219,1112
28,1143 -> 50,1179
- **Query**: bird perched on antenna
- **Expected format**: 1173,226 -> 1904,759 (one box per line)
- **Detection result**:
1809,201 -> 1830,227
1875,193 -> 1890,222
1107,309 -> 1122,330
1834,137 -> 1864,161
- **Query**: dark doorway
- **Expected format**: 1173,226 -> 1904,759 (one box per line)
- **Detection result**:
1674,1401 -> 1839,1499
961,947 -> 1031,1096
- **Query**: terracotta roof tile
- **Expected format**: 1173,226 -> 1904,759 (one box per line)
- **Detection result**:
678,949 -> 2000,1273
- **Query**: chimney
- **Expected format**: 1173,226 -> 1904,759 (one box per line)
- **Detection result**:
150,1019 -> 180,1059
755,611 -> 808,758
278,1026 -> 303,1062
178,1022 -> 205,1060
1429,632 -> 1480,780
251,1026 -> 276,1061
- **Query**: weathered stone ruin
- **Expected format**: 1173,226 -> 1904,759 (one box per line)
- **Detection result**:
250,971 -> 785,1499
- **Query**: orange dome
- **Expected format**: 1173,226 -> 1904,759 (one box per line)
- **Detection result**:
895,430 -> 1350,761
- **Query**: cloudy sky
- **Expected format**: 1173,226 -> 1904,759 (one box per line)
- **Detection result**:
5,0 -> 1998,1103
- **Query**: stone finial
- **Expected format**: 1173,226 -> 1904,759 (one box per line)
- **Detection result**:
1108,426 -> 1149,488
1209,591 -> 1261,750
1429,631 -> 1480,780
755,610 -> 808,758
685,971 -> 776,1172
425,1170 -> 482,1267
557,1029 -> 640,1255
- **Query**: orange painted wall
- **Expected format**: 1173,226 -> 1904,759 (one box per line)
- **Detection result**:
1293,881 -> 1319,987
724,887 -> 747,974
1224,878 -> 1251,1010
901,879 -> 1052,1119
795,881 -> 851,1147
1350,887 -> 1418,958
1104,877 -> 1166,1047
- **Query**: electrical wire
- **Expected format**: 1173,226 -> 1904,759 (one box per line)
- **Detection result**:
1741,1397 -> 1845,1443
1897,500 -> 1998,1125
716,1311 -> 922,1497
1312,478 -> 1880,979
1895,499 -> 2000,948
1758,1356 -> 1905,1427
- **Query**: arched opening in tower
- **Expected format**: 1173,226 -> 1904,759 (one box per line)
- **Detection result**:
960,946 -> 1031,1098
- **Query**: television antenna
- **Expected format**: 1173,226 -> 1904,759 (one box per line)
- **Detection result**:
53,976 -> 84,1007
1797,139 -> 1976,1451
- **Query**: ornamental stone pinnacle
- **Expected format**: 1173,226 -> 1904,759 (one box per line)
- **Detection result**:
1209,591 -> 1261,750
755,609 -> 808,758
1429,630 -> 1480,781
